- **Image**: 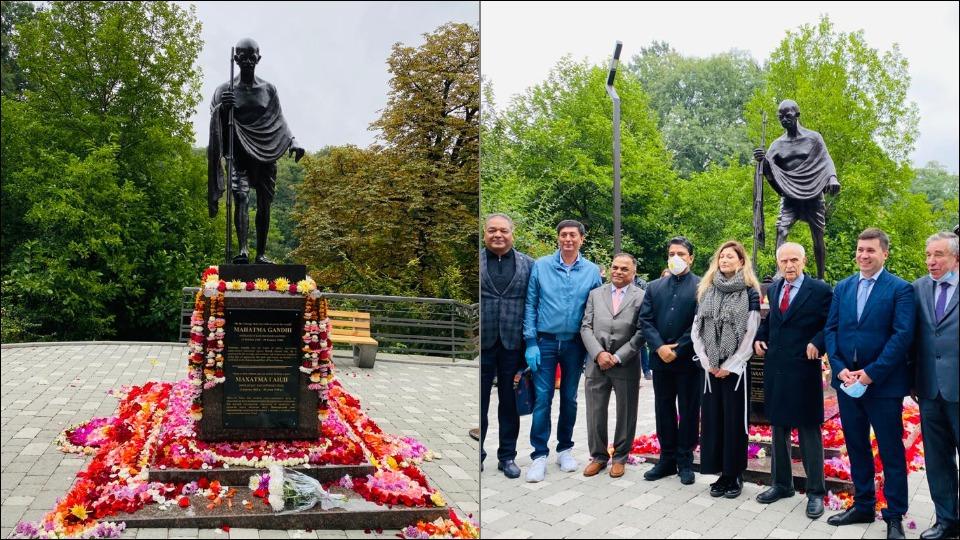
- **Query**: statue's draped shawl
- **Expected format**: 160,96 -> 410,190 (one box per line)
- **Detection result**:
765,126 -> 838,200
207,76 -> 294,217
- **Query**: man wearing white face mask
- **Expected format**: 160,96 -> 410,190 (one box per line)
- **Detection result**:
911,231 -> 959,540
637,236 -> 702,485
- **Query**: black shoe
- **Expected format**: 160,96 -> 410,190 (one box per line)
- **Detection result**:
709,476 -> 730,497
756,486 -> 796,504
254,254 -> 274,265
886,517 -> 905,539
827,507 -> 875,526
806,497 -> 825,519
497,460 -> 521,479
678,468 -> 695,485
643,461 -> 678,481
232,252 -> 249,264
724,476 -> 743,498
920,522 -> 960,540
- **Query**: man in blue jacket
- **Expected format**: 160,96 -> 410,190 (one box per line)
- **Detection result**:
523,220 -> 602,482
825,228 -> 916,540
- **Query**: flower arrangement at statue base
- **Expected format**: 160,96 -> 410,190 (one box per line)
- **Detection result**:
400,509 -> 480,539
630,400 -> 925,514
14,374 -> 453,538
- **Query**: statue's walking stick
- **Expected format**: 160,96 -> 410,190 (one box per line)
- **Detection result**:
225,47 -> 235,263
752,111 -> 767,264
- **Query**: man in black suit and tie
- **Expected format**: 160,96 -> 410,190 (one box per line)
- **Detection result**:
754,242 -> 833,519
911,231 -> 959,540
480,213 -> 534,478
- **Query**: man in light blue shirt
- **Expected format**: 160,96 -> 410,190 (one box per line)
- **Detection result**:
523,220 -> 602,482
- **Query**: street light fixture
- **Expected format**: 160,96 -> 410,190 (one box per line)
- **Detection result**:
606,41 -> 623,254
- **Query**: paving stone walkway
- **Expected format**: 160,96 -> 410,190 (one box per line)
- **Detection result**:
0,343 -> 478,539
481,376 -> 936,539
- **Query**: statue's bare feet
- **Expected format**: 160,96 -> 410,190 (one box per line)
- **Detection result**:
232,252 -> 249,264
254,254 -> 274,265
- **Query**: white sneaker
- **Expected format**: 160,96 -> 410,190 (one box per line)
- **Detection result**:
558,449 -> 578,472
525,456 -> 547,482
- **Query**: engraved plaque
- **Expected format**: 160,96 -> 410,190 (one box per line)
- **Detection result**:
223,308 -> 303,429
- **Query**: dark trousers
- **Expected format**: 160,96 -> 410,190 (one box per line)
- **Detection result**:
919,395 -> 960,527
480,340 -> 524,462
771,424 -> 825,498
700,371 -> 748,477
530,335 -> 585,460
640,346 -> 650,373
837,393 -> 908,519
652,368 -> 701,469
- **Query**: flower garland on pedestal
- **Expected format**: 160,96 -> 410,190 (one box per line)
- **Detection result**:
186,266 -> 332,423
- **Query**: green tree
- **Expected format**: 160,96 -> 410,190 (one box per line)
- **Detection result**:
482,57 -> 676,279
1,1 -> 218,342
911,161 -> 959,231
0,0 -> 36,98
628,42 -> 763,177
745,16 -> 931,281
294,22 -> 479,302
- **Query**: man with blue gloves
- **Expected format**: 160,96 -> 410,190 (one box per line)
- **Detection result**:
523,220 -> 602,482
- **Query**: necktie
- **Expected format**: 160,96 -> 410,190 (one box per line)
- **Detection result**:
934,281 -> 950,322
779,283 -> 792,314
612,288 -> 622,314
856,278 -> 875,321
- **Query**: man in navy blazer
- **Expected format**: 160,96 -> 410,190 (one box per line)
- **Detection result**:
825,228 -> 916,539
911,231 -> 959,540
480,214 -> 534,479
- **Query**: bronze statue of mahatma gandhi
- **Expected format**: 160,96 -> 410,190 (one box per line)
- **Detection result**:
207,38 -> 305,264
754,100 -> 840,279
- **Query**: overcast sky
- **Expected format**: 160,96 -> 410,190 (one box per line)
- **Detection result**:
188,1 -> 478,151
482,1 -> 959,173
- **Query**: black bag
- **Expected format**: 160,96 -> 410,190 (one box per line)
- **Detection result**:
513,367 -> 535,416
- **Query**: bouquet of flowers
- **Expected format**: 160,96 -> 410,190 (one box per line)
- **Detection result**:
250,465 -> 346,513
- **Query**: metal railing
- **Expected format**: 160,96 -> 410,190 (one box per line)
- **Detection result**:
179,288 -> 479,360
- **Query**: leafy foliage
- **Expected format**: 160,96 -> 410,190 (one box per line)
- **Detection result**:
293,23 -> 479,302
628,42 -> 763,177
1,1 -> 218,342
911,161 -> 959,231
481,58 -> 675,280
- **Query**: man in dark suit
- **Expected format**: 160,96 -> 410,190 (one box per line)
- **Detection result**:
754,242 -> 833,519
480,213 -> 534,478
911,231 -> 959,540
638,236 -> 702,485
580,253 -> 646,478
825,228 -> 916,539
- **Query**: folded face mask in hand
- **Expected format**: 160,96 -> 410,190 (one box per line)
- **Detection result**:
841,379 -> 867,398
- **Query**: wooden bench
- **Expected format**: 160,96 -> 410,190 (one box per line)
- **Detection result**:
327,310 -> 379,368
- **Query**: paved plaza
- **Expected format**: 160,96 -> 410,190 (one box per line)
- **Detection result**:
481,377 -> 938,539
0,342 -> 479,539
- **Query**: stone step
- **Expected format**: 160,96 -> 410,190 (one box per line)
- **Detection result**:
148,465 -> 376,486
753,442 -> 843,461
636,453 -> 853,494
114,485 -> 448,530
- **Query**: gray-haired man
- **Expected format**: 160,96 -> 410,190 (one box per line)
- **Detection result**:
912,231 -> 959,540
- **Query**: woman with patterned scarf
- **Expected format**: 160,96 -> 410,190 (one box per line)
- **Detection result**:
692,240 -> 761,499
